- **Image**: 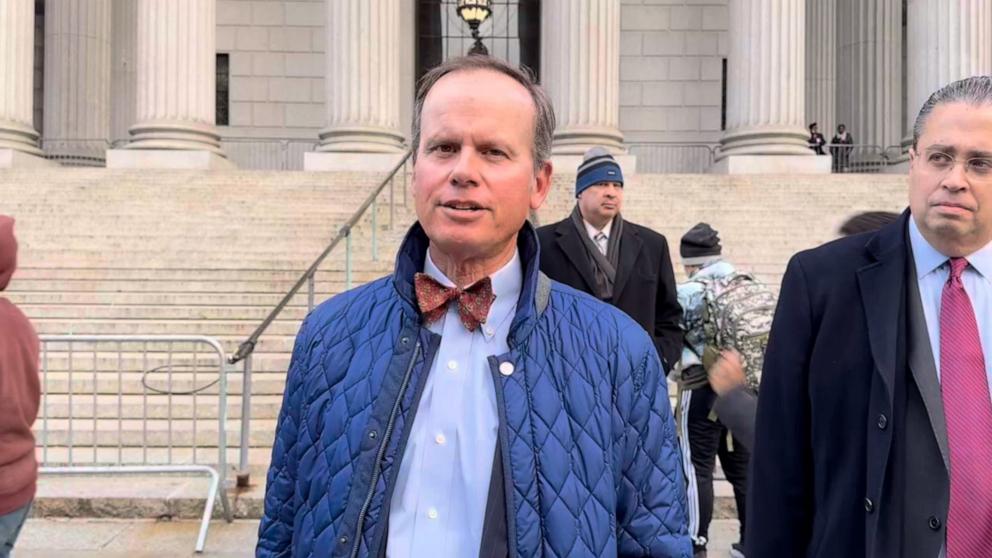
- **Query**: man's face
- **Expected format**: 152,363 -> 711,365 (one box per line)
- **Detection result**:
412,69 -> 552,265
838,125 -> 846,134
577,182 -> 623,227
909,101 -> 992,257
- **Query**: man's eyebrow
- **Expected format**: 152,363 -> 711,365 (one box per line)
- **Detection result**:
924,144 -> 956,154
924,144 -> 992,158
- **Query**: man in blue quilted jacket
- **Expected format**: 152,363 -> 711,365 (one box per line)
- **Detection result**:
256,55 -> 691,558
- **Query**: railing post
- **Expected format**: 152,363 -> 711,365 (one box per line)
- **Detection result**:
307,272 -> 315,313
346,231 -> 353,290
372,196 -> 378,262
389,175 -> 395,231
403,158 -> 408,208
237,355 -> 253,487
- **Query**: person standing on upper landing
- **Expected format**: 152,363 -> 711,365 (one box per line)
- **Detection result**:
256,55 -> 691,558
536,147 -> 683,371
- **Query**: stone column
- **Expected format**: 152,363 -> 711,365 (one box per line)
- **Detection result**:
805,0 -> 836,133
835,0 -> 902,153
715,0 -> 828,174
0,0 -> 47,166
905,0 -> 992,148
306,0 -> 405,171
541,0 -> 624,156
108,0 -> 228,169
110,0 -> 138,144
43,0 -> 112,163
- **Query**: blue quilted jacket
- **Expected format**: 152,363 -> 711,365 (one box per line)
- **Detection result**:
257,223 -> 691,558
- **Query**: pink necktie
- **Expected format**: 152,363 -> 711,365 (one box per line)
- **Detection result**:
940,257 -> 992,557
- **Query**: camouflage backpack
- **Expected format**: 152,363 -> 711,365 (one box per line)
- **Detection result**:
697,272 -> 777,392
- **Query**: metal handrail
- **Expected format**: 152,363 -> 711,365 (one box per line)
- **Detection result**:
227,149 -> 412,485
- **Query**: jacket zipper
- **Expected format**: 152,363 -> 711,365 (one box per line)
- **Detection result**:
349,340 -> 421,558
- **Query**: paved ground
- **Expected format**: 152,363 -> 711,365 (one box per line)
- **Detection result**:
12,517 -> 743,557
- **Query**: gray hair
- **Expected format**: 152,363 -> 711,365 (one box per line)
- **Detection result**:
411,56 -> 556,172
913,75 -> 992,149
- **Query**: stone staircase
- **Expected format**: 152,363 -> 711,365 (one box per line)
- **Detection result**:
1,167 -> 909,523
1,168 -> 415,517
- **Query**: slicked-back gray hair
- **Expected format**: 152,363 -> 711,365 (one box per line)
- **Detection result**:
411,56 -> 556,172
913,75 -> 992,149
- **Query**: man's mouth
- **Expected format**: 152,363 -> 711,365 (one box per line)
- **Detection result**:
934,202 -> 973,212
441,201 -> 485,212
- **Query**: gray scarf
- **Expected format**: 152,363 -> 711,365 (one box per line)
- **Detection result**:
570,205 -> 623,300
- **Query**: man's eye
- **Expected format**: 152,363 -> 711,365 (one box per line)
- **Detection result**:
969,158 -> 992,173
928,153 -> 952,165
431,144 -> 456,154
485,149 -> 507,158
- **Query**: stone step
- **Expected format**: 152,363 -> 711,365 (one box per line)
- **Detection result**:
8,276 -> 384,292
32,318 -> 305,337
22,304 -> 313,321
39,371 -> 291,397
40,393 -> 284,421
13,267 -> 380,281
35,418 -> 276,447
5,290 -> 321,306
27,469 -> 738,523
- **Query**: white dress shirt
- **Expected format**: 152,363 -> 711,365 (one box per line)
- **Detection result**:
386,248 -> 521,558
909,217 -> 992,405
583,218 -> 614,255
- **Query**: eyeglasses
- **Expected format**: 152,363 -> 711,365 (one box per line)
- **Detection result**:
918,150 -> 992,180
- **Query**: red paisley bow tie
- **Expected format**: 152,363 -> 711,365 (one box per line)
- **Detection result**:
414,273 -> 496,332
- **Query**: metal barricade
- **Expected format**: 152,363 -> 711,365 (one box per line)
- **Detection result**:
220,138 -> 317,170
827,143 -> 891,173
627,142 -> 719,174
37,335 -> 233,553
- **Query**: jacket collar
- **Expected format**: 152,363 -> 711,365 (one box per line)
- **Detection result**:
393,221 -> 545,348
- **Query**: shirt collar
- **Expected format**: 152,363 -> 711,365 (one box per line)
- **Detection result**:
583,217 -> 613,240
909,215 -> 992,279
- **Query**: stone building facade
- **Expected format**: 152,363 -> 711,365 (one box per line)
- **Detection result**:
0,0 -> 989,171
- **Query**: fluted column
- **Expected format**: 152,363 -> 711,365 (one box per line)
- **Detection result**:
316,0 -> 404,153
718,0 -> 811,160
43,0 -> 111,161
805,0 -> 836,133
126,0 -> 223,154
905,0 -> 992,147
110,0 -> 138,144
0,0 -> 42,157
542,0 -> 624,155
836,0 -> 902,151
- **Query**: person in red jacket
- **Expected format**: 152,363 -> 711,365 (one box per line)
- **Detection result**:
0,215 -> 40,557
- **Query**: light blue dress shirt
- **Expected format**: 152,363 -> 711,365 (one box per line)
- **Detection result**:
908,217 -> 992,403
386,248 -> 521,558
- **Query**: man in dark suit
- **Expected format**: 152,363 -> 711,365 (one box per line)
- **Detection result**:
748,75 -> 992,557
536,147 -> 682,370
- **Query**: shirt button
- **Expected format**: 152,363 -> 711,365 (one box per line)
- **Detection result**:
435,434 -> 446,445
499,361 -> 514,376
427,507 -> 438,519
877,414 -> 888,430
864,497 -> 874,513
928,516 -> 942,530
485,327 -> 495,336
447,360 -> 458,370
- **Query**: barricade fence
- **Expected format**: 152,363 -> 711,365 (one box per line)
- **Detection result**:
37,335 -> 233,553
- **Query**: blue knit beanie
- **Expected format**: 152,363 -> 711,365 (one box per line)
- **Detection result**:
575,147 -> 624,197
